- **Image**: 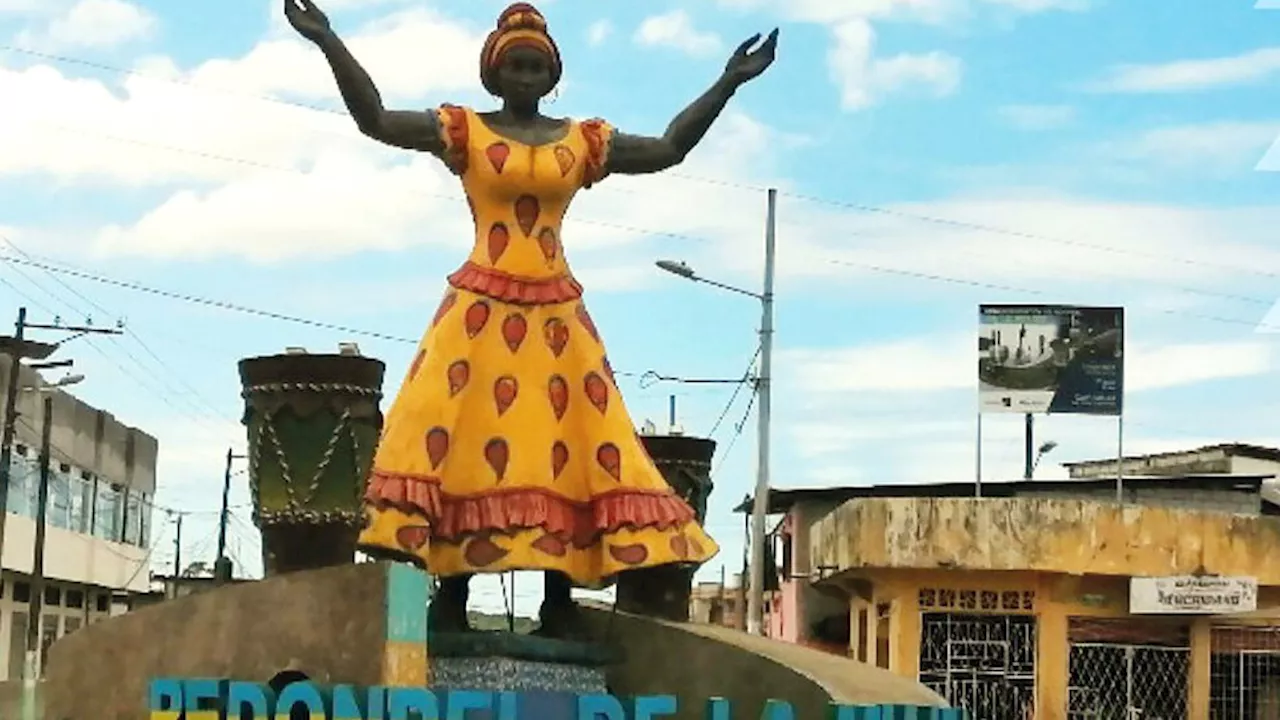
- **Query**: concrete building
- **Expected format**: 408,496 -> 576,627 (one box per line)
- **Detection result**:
689,574 -> 745,630
750,446 -> 1280,719
0,357 -> 157,679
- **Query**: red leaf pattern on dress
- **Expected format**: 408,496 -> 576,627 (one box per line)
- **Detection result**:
425,427 -> 449,470
493,376 -> 518,416
543,318 -> 568,357
548,375 -> 569,421
487,223 -> 510,264
554,145 -> 575,177
432,292 -> 457,327
464,301 -> 490,338
485,437 -> 509,481
514,195 -> 540,237
486,142 -> 510,174
596,442 -> 621,481
501,313 -> 527,353
537,228 -> 558,263
447,360 -> 470,397
584,372 -> 608,415
551,441 -> 569,479
576,304 -> 600,342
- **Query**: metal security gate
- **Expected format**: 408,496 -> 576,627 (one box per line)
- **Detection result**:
919,612 -> 1036,719
1067,643 -> 1189,719
1210,626 -> 1280,719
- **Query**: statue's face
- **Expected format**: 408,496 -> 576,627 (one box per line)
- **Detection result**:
495,44 -> 555,104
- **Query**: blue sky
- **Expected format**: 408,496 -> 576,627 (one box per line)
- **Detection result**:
1,0 -> 1278,614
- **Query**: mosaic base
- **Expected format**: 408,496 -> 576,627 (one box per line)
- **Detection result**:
430,656 -> 607,694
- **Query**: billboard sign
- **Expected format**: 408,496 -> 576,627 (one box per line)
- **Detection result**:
978,304 -> 1123,415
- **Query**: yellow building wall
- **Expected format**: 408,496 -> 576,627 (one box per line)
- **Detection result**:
844,568 -> 1280,720
813,497 -> 1280,585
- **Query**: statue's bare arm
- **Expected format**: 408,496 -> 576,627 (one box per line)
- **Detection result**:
606,76 -> 738,176
315,33 -> 444,154
606,30 -> 778,177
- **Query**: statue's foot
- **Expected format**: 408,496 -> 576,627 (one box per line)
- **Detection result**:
533,598 -> 589,641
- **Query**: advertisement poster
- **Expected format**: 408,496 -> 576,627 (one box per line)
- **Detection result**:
978,304 -> 1123,415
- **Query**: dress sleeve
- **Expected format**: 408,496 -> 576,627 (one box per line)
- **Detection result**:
436,104 -> 470,176
579,117 -> 615,190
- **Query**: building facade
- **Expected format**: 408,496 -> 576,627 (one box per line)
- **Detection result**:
791,457 -> 1280,720
0,357 -> 157,679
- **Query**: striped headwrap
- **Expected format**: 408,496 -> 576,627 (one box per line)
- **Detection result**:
480,3 -> 563,97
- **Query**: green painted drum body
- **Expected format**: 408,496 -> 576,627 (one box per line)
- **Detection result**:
238,353 -> 385,576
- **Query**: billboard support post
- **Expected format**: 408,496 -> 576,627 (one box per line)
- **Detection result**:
1116,414 -> 1125,504
1023,413 -> 1034,480
975,411 -> 983,497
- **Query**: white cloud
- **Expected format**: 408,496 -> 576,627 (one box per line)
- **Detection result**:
1128,341 -> 1272,391
980,0 -> 1089,10
15,0 -> 156,50
783,335 -> 1272,397
996,104 -> 1075,130
93,152 -> 473,262
633,10 -> 723,57
716,0 -> 1083,25
828,18 -> 961,110
0,8 -> 484,187
1093,121 -> 1280,175
1085,48 -> 1280,93
586,19 -> 613,47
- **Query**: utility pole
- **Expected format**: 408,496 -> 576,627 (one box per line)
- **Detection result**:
0,311 -> 120,571
173,513 -> 183,582
24,394 -> 53,688
214,447 -> 246,585
746,188 -> 777,637
739,494 -> 749,632
0,308 -> 55,568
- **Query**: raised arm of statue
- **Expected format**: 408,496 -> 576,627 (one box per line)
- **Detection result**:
284,0 -> 444,154
607,29 -> 779,176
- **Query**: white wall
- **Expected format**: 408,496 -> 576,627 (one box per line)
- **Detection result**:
1229,456 -> 1280,507
0,511 -> 148,593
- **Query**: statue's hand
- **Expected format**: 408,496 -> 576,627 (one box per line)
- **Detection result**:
723,29 -> 779,87
284,0 -> 332,44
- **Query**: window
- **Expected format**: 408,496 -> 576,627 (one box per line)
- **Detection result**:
43,586 -> 60,606
94,485 -> 119,540
72,475 -> 91,533
50,471 -> 71,530
65,589 -> 84,609
125,489 -> 142,545
13,582 -> 30,603
63,617 -> 81,635
137,495 -> 151,549
95,593 -> 109,612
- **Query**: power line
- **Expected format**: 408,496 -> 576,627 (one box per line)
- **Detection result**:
8,40 -> 1278,295
0,250 -> 417,343
708,346 -> 760,438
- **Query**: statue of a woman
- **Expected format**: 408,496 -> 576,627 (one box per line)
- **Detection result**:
284,0 -> 778,637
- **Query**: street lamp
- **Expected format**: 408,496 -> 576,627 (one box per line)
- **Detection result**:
654,187 -> 778,636
1030,440 -> 1058,477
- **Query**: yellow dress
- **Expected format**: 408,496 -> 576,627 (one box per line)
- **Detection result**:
359,105 -> 719,586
